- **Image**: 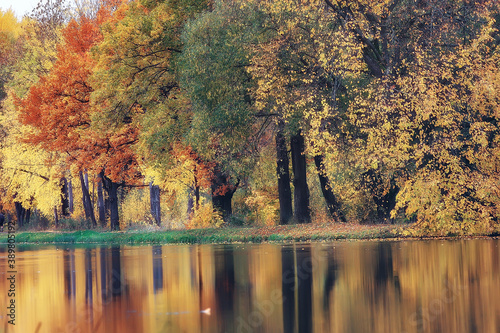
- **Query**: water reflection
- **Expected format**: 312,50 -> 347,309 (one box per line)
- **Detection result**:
152,246 -> 163,294
0,240 -> 499,332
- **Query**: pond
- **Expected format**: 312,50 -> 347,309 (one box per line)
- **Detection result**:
1,239 -> 499,333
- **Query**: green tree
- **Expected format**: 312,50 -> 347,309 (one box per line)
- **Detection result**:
179,0 -> 269,220
91,0 -> 237,222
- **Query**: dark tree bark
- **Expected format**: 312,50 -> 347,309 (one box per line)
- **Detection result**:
54,206 -> 59,228
25,208 -> 31,227
79,171 -> 97,227
195,185 -> 200,209
61,177 -> 70,217
211,168 -> 238,222
361,170 -> 399,222
187,190 -> 194,220
373,181 -> 398,222
97,173 -> 106,227
194,165 -> 200,211
102,175 -> 120,231
187,185 -> 199,222
68,179 -> 74,214
15,202 -> 22,227
15,202 -> 29,228
314,155 -> 346,222
291,131 -> 311,223
276,120 -> 293,225
149,182 -> 161,226
84,172 -> 89,195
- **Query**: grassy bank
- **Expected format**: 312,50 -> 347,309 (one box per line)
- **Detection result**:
0,224 -> 398,245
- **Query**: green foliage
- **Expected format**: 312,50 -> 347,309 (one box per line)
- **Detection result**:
179,0 -> 264,178
0,224 -> 397,244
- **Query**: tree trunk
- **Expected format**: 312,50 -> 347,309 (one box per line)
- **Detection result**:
314,155 -> 346,222
14,202 -> 31,228
54,206 -> 59,228
68,179 -> 74,214
187,190 -> 194,220
61,177 -> 70,217
291,131 -> 311,223
194,165 -> 200,211
187,164 -> 201,221
25,208 -> 31,226
374,180 -> 398,222
212,191 -> 233,221
276,121 -> 293,225
361,170 -> 399,223
97,173 -> 106,227
149,182 -> 161,226
15,202 -> 25,228
103,175 -> 120,231
84,172 -> 89,197
211,168 -> 238,222
79,171 -> 97,227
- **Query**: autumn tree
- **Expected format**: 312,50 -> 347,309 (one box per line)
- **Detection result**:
0,9 -> 23,100
0,3 -> 74,226
90,0 -> 217,222
319,0 -> 500,232
179,0 -> 274,221
16,0 -> 140,230
243,0 -> 361,223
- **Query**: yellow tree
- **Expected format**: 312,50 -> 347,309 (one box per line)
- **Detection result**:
385,23 -> 500,234
0,8 -> 23,99
0,6 -> 70,227
246,0 -> 364,223
330,0 -> 500,233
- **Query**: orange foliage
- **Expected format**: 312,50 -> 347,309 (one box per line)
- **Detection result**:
167,143 -> 213,190
15,1 -> 140,184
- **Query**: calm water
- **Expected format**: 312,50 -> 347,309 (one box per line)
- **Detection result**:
1,239 -> 499,333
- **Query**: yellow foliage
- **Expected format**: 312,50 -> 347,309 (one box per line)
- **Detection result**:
185,201 -> 223,229
120,187 -> 155,226
0,94 -> 66,217
0,8 -> 22,39
245,190 -> 279,226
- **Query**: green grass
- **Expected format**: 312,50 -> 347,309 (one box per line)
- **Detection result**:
0,224 -> 399,245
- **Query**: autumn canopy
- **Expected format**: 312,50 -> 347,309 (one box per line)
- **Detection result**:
0,0 -> 499,235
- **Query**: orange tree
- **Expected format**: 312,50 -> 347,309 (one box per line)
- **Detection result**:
16,1 -> 140,230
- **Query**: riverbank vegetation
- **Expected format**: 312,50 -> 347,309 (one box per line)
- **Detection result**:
0,224 -> 397,244
0,0 -> 499,237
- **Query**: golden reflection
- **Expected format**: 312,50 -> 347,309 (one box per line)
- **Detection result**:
0,240 -> 499,333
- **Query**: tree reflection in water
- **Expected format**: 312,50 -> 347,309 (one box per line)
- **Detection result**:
2,240 -> 499,333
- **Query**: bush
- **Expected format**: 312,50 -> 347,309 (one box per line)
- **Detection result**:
57,217 -> 92,230
185,202 -> 224,229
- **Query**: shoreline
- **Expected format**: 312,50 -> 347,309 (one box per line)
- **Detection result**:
1,224 -> 498,245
